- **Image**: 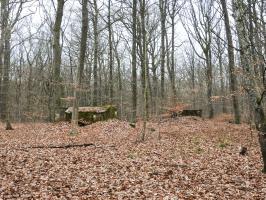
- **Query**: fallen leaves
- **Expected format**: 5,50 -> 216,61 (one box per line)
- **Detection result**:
0,118 -> 265,199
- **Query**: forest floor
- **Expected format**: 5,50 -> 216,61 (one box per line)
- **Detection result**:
0,115 -> 265,199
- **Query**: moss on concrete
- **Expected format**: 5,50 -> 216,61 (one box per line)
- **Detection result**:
65,105 -> 117,123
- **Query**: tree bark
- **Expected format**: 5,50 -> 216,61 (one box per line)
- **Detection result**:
2,29 -> 11,121
71,0 -> 89,134
114,38 -> 123,118
92,0 -> 99,106
216,37 -> 227,113
52,0 -> 65,121
0,0 -> 5,120
131,0 -> 137,123
0,0 -> 11,122
140,0 -> 147,141
108,0 -> 113,104
159,0 -> 166,101
169,0 -> 178,102
221,0 -> 241,123
233,0 -> 266,172
206,50 -> 214,118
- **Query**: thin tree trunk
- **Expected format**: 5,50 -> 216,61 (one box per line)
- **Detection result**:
0,0 -> 4,120
114,40 -> 123,118
140,0 -> 147,141
159,0 -> 166,101
170,13 -> 177,102
131,0 -> 137,122
108,0 -> 113,103
216,37 -> 227,113
190,52 -> 196,108
25,50 -> 34,113
219,60 -> 227,114
98,59 -> 103,105
92,0 -> 98,106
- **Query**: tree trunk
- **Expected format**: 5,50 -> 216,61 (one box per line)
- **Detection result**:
71,0 -> 89,134
52,0 -> 65,121
221,0 -> 241,123
205,50 -> 214,118
93,0 -> 99,106
114,39 -> 123,118
150,38 -> 158,115
0,1 -> 4,120
2,29 -> 11,122
170,13 -> 177,102
108,0 -> 113,103
131,0 -> 137,123
233,0 -> 266,172
217,37 -> 227,113
140,0 -> 147,141
159,0 -> 166,101
254,103 -> 266,173
0,0 -> 11,122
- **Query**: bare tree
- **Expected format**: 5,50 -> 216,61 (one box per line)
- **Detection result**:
71,0 -> 89,134
51,0 -> 65,121
181,0 -> 216,118
131,0 -> 138,123
159,0 -> 167,101
92,0 -> 99,106
0,0 -> 29,128
108,0 -> 114,103
232,0 -> 266,172
220,0 -> 241,123
167,0 -> 182,102
213,25 -> 227,113
140,0 -> 148,141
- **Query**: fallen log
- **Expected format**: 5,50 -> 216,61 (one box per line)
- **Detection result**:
0,144 -> 116,151
30,143 -> 95,149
